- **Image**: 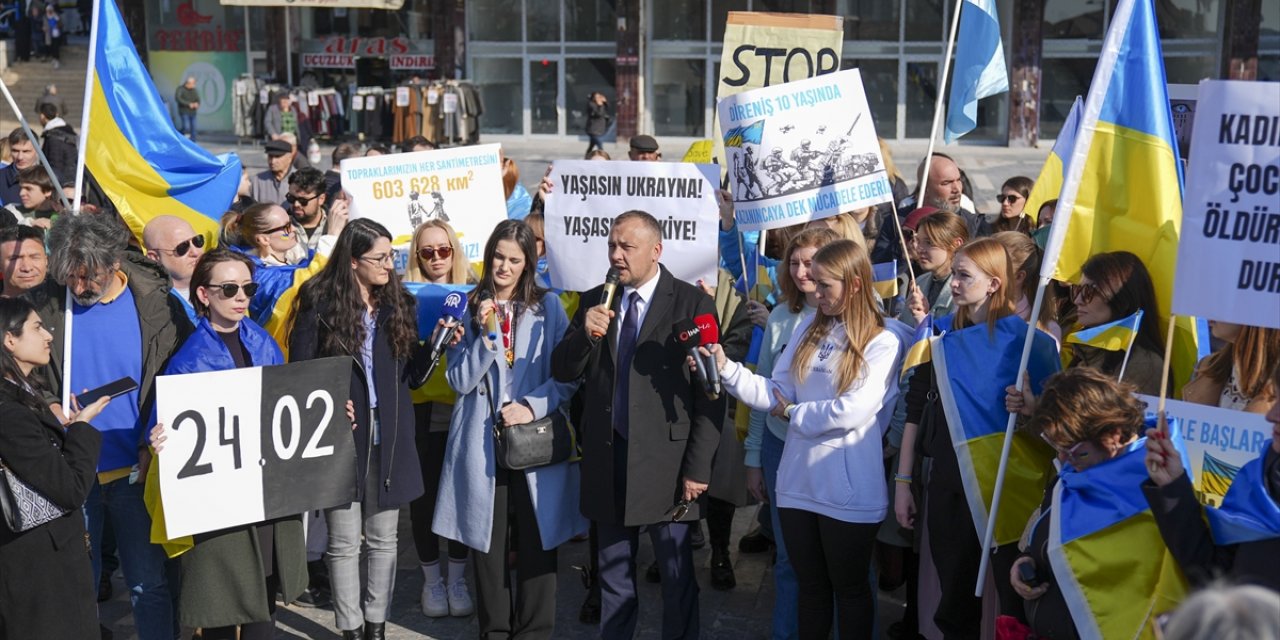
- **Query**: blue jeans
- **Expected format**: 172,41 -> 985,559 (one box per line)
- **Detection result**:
180,113 -> 197,140
762,428 -> 799,640
86,477 -> 176,640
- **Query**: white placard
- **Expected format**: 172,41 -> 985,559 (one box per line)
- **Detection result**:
442,93 -> 459,114
716,68 -> 894,232
545,161 -> 721,292
1138,394 -> 1272,506
157,358 -> 356,538
427,87 -> 440,105
341,144 -> 506,260
1171,80 -> 1280,328
396,86 -> 411,107
352,95 -> 364,111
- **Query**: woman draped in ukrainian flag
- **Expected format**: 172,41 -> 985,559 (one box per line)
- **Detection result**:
894,238 -> 1060,637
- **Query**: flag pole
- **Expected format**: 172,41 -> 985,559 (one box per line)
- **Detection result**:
0,78 -> 73,211
1155,315 -> 1177,423
63,0 -> 103,411
914,0 -> 965,211
1117,318 -> 1141,382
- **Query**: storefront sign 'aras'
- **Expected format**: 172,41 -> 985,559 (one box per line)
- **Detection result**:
323,36 -> 412,56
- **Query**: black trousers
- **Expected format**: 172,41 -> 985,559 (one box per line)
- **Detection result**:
706,496 -> 736,549
473,465 -> 557,640
778,508 -> 878,640
409,414 -> 468,563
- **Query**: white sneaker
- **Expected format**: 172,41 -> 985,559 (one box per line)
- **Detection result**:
421,577 -> 449,617
447,578 -> 475,617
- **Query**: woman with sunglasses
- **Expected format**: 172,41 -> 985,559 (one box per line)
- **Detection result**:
147,249 -> 308,640
1006,251 -> 1165,419
434,219 -> 582,640
901,210 -> 969,327
403,219 -> 478,618
220,202 -> 344,340
0,297 -> 107,639
289,219 -> 429,640
698,239 -> 902,640
993,176 -> 1034,235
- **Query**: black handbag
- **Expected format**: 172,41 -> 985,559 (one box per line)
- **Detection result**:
484,377 -> 574,471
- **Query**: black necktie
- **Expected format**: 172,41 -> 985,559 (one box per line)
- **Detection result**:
613,291 -> 641,439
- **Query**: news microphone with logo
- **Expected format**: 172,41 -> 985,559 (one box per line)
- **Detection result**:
477,289 -> 499,341
422,291 -> 468,382
590,267 -> 622,341
694,313 -> 722,399
674,316 -> 721,400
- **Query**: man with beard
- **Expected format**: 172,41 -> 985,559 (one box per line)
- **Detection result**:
872,152 -> 991,268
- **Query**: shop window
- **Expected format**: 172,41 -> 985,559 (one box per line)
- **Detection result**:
712,0 -> 749,42
473,58 -> 523,134
842,58 -> 898,138
652,58 -> 706,136
1039,57 -> 1094,138
839,0 -> 900,41
905,0 -> 946,42
904,61 -> 938,138
567,0 -> 619,42
567,58 -> 618,135
529,1 -> 561,41
1044,0 -> 1106,39
653,0 -> 707,40
469,0 -> 521,41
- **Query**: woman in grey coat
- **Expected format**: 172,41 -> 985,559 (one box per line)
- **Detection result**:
433,220 -> 583,639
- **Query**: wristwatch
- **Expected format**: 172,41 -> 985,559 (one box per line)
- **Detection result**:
783,404 -> 796,421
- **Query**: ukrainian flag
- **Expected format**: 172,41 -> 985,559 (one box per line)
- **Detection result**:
1041,0 -> 1199,391
724,120 -> 766,148
1206,442 -> 1280,545
899,314 -> 938,377
1023,96 -> 1082,224
1199,451 -> 1241,498
1065,310 -> 1143,353
84,0 -> 241,242
1048,433 -> 1189,639
933,314 -> 1060,544
405,282 -> 475,404
872,261 -> 898,299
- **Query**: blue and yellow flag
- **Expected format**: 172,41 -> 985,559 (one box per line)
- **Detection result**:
724,120 -> 765,148
1024,96 -> 1082,224
1064,310 -> 1143,353
872,261 -> 898,299
1049,433 -> 1188,639
934,314 -> 1060,544
85,0 -> 241,243
1206,442 -> 1280,546
1039,0 -> 1198,392
899,314 -> 938,377
1199,451 -> 1241,499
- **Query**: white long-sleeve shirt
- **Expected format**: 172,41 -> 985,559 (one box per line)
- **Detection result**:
721,315 -> 902,523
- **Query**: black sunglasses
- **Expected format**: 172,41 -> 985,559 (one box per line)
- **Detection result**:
666,499 -> 691,522
156,234 -> 205,257
207,282 -> 260,298
998,194 -> 1023,204
285,192 -> 321,207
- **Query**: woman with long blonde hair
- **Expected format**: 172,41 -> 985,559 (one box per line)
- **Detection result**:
701,239 -> 902,639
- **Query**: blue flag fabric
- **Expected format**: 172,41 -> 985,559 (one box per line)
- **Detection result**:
944,0 -> 1009,143
1207,441 -> 1280,545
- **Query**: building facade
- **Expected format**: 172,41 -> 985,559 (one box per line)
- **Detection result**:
141,0 -> 1277,145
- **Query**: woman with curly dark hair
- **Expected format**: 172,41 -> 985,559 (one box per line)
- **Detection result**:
288,218 -> 431,640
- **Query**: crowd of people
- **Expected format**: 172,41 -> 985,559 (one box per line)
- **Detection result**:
0,118 -> 1275,640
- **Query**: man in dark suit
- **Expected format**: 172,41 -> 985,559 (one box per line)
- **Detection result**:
552,210 -> 723,639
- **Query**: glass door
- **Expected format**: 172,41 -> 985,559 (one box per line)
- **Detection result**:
529,57 -> 562,135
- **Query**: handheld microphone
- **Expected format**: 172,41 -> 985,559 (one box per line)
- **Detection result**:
422,290 -> 468,382
591,267 -> 622,341
674,315 -> 721,401
478,289 -> 499,341
694,313 -> 722,399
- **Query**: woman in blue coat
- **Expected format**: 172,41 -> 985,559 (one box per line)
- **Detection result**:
434,219 -> 583,640
148,249 -> 308,639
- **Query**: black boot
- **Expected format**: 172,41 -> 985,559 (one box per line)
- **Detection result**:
689,521 -> 706,550
577,565 -> 601,624
364,621 -> 386,640
340,627 -> 363,640
710,545 -> 737,591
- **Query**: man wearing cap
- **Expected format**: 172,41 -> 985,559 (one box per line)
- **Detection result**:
628,135 -> 660,162
250,139 -> 296,205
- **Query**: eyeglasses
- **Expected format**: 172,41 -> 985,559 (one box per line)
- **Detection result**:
1070,281 -> 1104,305
417,246 -> 453,260
666,499 -> 691,522
285,192 -> 321,207
1039,431 -> 1091,466
359,253 -> 395,266
207,282 -> 259,298
998,194 -> 1024,204
154,234 -> 205,257
262,222 -> 293,238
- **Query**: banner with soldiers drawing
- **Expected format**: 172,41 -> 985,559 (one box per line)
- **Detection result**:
717,68 -> 894,232
341,144 -> 506,262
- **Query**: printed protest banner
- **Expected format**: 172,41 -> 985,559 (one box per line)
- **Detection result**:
713,12 -> 844,169
1138,395 -> 1272,506
157,358 -> 355,538
717,68 -> 894,232
1171,80 -> 1280,329
544,161 -> 721,292
342,144 -> 506,261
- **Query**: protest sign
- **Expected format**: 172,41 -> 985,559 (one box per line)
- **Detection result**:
712,12 -> 844,169
1171,80 -> 1280,329
1138,395 -> 1271,506
544,161 -> 720,292
342,144 -> 506,261
717,68 -> 894,232
157,357 -> 355,538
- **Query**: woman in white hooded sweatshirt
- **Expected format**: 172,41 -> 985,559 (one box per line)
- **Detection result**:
696,239 -> 902,640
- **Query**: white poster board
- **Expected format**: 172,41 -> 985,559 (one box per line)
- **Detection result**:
1138,394 -> 1272,507
544,161 -> 721,292
1171,80 -> 1280,329
157,358 -> 355,538
341,144 -> 506,261
716,68 -> 894,231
